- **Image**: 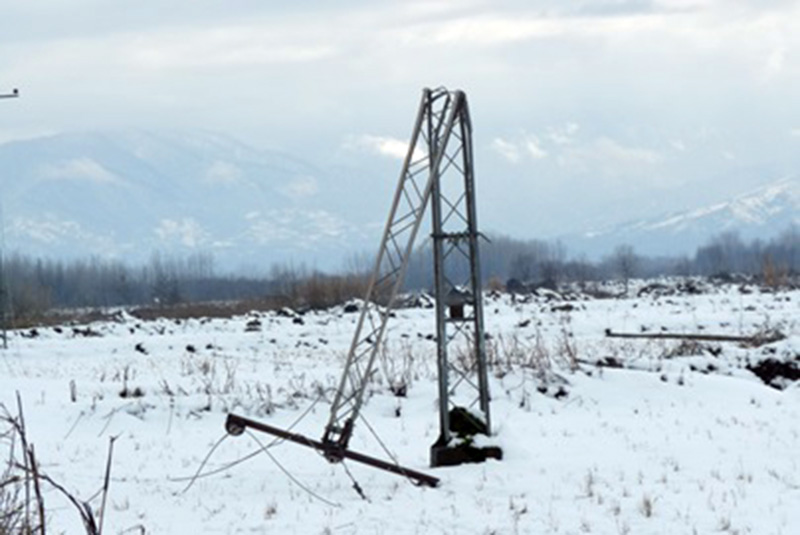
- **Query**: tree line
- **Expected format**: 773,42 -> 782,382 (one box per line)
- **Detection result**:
0,225 -> 797,323
404,225 -> 799,291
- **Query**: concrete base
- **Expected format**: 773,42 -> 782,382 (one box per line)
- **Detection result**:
430,406 -> 502,467
430,442 -> 503,467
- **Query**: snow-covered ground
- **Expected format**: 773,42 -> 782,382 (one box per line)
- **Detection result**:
2,278 -> 799,534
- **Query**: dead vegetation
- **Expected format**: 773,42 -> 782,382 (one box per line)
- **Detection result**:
9,272 -> 369,329
1,395 -> 120,535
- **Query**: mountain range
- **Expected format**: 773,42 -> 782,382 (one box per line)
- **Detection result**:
0,130 -> 381,271
0,129 -> 796,270
569,175 -> 799,258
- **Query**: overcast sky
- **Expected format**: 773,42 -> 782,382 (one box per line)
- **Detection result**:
2,0 -> 799,237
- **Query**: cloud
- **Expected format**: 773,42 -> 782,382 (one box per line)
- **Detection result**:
430,17 -> 563,45
491,134 -> 547,163
279,175 -> 319,199
5,0 -> 800,248
524,136 -> 548,159
558,137 -> 663,175
411,10 -> 690,48
491,138 -> 521,163
129,28 -> 337,70
346,134 -> 425,160
39,158 -> 121,184
547,123 -> 580,146
155,218 -> 209,247
763,45 -> 786,80
205,161 -> 242,184
669,139 -> 687,151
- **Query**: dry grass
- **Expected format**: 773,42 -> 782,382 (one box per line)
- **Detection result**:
10,273 -> 369,329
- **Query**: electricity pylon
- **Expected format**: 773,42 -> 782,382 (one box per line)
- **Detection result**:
322,87 -> 500,466
225,88 -> 499,488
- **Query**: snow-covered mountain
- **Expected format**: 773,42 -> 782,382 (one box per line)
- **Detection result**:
568,176 -> 800,257
2,129 -> 797,269
0,130 -> 380,270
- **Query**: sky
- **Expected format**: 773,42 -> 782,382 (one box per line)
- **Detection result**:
2,0 -> 799,238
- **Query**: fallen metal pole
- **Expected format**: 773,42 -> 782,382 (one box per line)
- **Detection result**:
604,329 -> 782,345
225,413 -> 440,488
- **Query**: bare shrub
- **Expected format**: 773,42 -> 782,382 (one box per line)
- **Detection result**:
762,254 -> 788,289
638,494 -> 655,518
489,328 -> 572,402
294,273 -> 369,310
0,466 -> 30,534
378,340 -> 416,397
1,396 -> 117,534
486,276 -> 505,293
555,314 -> 579,371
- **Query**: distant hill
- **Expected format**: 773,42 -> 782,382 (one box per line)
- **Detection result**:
0,130 -> 378,270
564,176 -> 799,258
2,129 -> 797,270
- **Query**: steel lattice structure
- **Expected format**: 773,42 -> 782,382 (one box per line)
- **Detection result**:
226,87 -> 497,484
322,87 -> 496,466
427,90 -> 494,465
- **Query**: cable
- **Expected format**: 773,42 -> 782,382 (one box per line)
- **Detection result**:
341,461 -> 369,501
246,429 -> 340,508
176,433 -> 229,493
357,413 -> 398,464
171,391 -> 325,487
169,447 -> 264,485
357,412 -> 419,486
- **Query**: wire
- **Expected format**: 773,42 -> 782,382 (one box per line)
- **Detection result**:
341,461 -> 369,501
170,447 -> 268,485
170,391 -> 325,487
357,412 -> 420,486
176,433 -> 229,493
246,430 -> 341,508
358,413 -> 399,465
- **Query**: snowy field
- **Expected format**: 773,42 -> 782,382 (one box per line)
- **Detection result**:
2,278 -> 799,534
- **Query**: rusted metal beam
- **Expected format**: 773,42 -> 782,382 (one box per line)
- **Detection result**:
225,413 -> 440,488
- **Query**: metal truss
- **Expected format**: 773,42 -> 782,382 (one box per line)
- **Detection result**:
322,88 -> 494,464
428,91 -> 492,462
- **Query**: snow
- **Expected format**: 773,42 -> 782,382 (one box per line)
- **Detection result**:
2,280 -> 799,533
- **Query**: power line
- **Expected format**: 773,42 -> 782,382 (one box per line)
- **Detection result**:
172,392 -> 325,490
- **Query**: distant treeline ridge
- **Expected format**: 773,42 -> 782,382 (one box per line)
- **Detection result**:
0,225 -> 797,320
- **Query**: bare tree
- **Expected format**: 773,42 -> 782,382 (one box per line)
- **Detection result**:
612,244 -> 638,294
509,252 -> 536,282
